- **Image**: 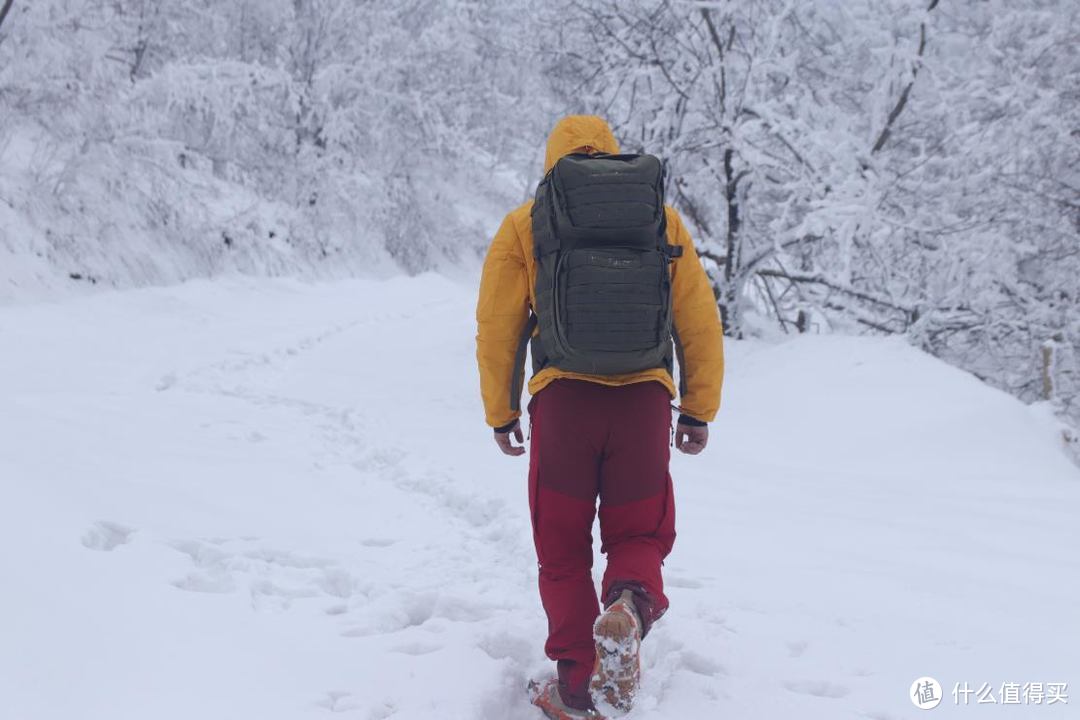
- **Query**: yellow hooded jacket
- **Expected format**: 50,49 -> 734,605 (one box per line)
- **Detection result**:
476,115 -> 725,428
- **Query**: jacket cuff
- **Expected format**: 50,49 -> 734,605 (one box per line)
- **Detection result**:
493,419 -> 519,434
677,413 -> 707,427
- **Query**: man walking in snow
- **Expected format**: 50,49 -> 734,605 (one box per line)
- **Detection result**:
476,115 -> 724,719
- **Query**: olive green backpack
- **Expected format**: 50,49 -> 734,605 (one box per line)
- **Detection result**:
511,152 -> 683,410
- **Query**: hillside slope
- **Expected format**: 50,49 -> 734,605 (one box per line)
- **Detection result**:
1,276 -> 1077,719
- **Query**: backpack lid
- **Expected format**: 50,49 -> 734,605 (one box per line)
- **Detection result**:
534,152 -> 667,256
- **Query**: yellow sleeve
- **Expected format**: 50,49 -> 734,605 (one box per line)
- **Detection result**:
476,213 -> 531,427
667,208 -> 725,422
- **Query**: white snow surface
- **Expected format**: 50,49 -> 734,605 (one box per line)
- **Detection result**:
1,275 -> 1078,720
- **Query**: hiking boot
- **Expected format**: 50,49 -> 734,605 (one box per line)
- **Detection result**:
589,589 -> 643,713
529,678 -> 606,720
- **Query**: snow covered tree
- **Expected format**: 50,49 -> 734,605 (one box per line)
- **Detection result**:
1,0 -> 1076,437
551,0 -> 1079,432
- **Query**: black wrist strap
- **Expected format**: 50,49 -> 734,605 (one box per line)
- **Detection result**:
677,413 -> 707,427
493,419 -> 519,434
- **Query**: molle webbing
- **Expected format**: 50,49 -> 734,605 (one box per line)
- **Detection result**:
532,153 -> 667,258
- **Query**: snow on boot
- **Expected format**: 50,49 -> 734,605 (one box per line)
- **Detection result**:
589,589 -> 643,714
528,678 -> 606,720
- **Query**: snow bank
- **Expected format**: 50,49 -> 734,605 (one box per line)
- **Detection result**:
0,276 -> 1076,719
0,124 -> 507,305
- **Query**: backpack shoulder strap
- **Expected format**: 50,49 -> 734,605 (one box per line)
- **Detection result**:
510,313 -> 539,412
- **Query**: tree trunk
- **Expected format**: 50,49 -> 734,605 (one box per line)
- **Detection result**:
1042,340 -> 1058,401
0,0 -> 15,34
720,147 -> 743,338
871,0 -> 939,155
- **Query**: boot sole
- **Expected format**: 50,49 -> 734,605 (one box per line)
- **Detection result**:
529,679 -> 605,720
589,604 -> 641,713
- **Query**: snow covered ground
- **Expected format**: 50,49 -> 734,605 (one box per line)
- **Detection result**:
1,275 -> 1078,720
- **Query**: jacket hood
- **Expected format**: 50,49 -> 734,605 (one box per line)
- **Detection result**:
544,115 -> 620,173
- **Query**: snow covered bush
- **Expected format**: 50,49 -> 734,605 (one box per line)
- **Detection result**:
0,0 -> 541,294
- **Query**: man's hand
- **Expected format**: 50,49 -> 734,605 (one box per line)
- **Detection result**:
674,419 -> 708,455
494,419 -> 526,456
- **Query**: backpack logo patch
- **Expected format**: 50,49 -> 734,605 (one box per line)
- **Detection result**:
588,254 -> 639,269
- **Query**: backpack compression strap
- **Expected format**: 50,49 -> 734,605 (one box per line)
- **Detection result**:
510,313 -> 539,413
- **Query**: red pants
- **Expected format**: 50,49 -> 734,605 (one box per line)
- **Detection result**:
528,379 -> 676,709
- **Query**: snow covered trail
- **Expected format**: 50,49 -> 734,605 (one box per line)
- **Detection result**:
1,275 -> 1078,720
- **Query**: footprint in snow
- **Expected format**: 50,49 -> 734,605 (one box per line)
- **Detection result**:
364,701 -> 397,720
666,575 -> 705,589
678,650 -> 726,677
787,640 -> 809,658
784,679 -> 850,699
169,539 -> 231,569
391,640 -> 442,656
317,691 -> 361,713
242,546 -> 333,570
360,537 -> 397,548
81,521 -> 134,551
172,571 -> 236,594
318,568 -> 358,598
478,631 -> 533,662
340,592 -> 438,637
